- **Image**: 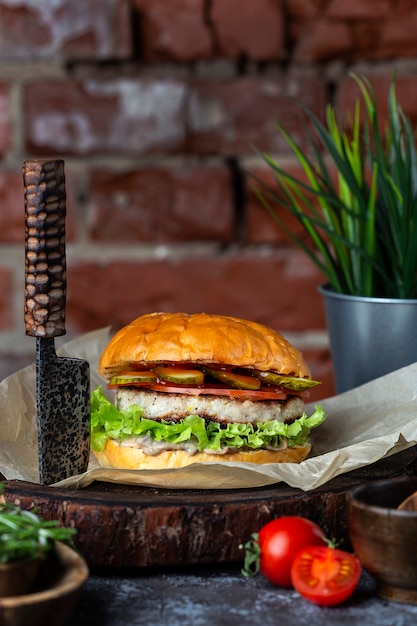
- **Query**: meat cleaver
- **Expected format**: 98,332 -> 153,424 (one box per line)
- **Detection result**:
23,159 -> 90,485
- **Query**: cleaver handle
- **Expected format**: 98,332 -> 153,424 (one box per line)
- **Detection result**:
23,159 -> 67,338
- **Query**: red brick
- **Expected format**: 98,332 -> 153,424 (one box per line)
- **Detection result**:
187,76 -> 327,155
347,9 -> 417,60
378,9 -> 417,58
294,18 -> 354,62
59,167 -> 81,242
326,0 -> 390,18
285,0 -> 324,19
88,165 -> 234,243
134,0 -> 212,61
0,83 -> 10,157
0,0 -> 132,60
24,78 -> 188,156
396,0 -> 417,15
0,267 -> 13,329
350,22 -> 384,58
245,164 -> 321,245
291,2 -> 417,61
211,0 -> 284,60
0,171 -> 24,243
66,251 -> 326,334
0,166 -> 77,243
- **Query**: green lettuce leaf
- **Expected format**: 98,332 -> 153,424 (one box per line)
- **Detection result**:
90,386 -> 327,453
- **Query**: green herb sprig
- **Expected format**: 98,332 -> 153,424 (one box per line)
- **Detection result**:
0,485 -> 76,563
253,73 -> 417,298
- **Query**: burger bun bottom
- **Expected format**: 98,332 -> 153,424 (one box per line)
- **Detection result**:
93,439 -> 312,470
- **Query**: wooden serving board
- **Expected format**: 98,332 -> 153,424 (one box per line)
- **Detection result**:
3,446 -> 417,569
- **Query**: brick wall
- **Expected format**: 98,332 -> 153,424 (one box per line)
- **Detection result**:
1,0 -> 417,399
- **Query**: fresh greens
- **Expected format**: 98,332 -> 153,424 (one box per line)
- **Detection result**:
0,486 -> 77,563
91,386 -> 326,453
252,73 -> 417,298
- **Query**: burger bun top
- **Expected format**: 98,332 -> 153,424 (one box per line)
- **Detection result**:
99,312 -> 311,381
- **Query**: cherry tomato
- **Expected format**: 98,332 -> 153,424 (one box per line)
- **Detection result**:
241,516 -> 326,588
291,545 -> 361,606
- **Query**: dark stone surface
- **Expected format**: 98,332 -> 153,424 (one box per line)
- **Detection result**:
67,564 -> 417,626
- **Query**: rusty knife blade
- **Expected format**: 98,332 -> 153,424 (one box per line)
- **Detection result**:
23,159 -> 90,485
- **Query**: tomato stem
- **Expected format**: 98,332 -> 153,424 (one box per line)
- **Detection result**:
322,536 -> 339,549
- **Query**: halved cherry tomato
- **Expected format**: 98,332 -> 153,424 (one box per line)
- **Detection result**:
241,516 -> 326,588
291,545 -> 361,606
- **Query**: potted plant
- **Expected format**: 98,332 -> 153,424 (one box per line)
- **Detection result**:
0,485 -> 77,597
252,74 -> 417,393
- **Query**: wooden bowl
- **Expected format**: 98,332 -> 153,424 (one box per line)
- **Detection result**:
0,558 -> 42,597
347,476 -> 417,604
0,542 -> 89,626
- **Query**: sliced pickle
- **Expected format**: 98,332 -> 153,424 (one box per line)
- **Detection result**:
110,371 -> 158,384
155,366 -> 205,385
254,371 -> 321,390
204,367 -> 261,390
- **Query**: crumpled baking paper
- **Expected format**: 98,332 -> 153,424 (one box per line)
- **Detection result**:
0,327 -> 416,491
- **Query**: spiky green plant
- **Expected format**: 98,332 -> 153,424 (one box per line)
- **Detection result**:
0,484 -> 76,563
253,74 -> 417,298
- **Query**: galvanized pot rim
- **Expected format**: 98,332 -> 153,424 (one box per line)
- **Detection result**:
318,284 -> 417,305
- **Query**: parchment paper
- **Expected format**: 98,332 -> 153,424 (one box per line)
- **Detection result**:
1,327 -> 416,491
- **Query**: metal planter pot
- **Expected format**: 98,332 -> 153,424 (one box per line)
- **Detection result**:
319,285 -> 417,394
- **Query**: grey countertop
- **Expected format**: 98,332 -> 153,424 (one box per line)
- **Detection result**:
67,564 -> 417,626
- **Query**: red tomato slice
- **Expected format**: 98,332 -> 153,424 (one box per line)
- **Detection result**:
107,381 -> 288,401
291,545 -> 361,606
227,388 -> 288,400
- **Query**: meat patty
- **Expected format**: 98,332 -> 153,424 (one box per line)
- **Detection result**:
116,388 -> 305,424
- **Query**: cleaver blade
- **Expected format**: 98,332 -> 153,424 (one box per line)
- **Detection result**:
23,159 -> 90,485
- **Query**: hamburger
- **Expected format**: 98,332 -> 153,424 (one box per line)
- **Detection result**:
91,312 -> 326,469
